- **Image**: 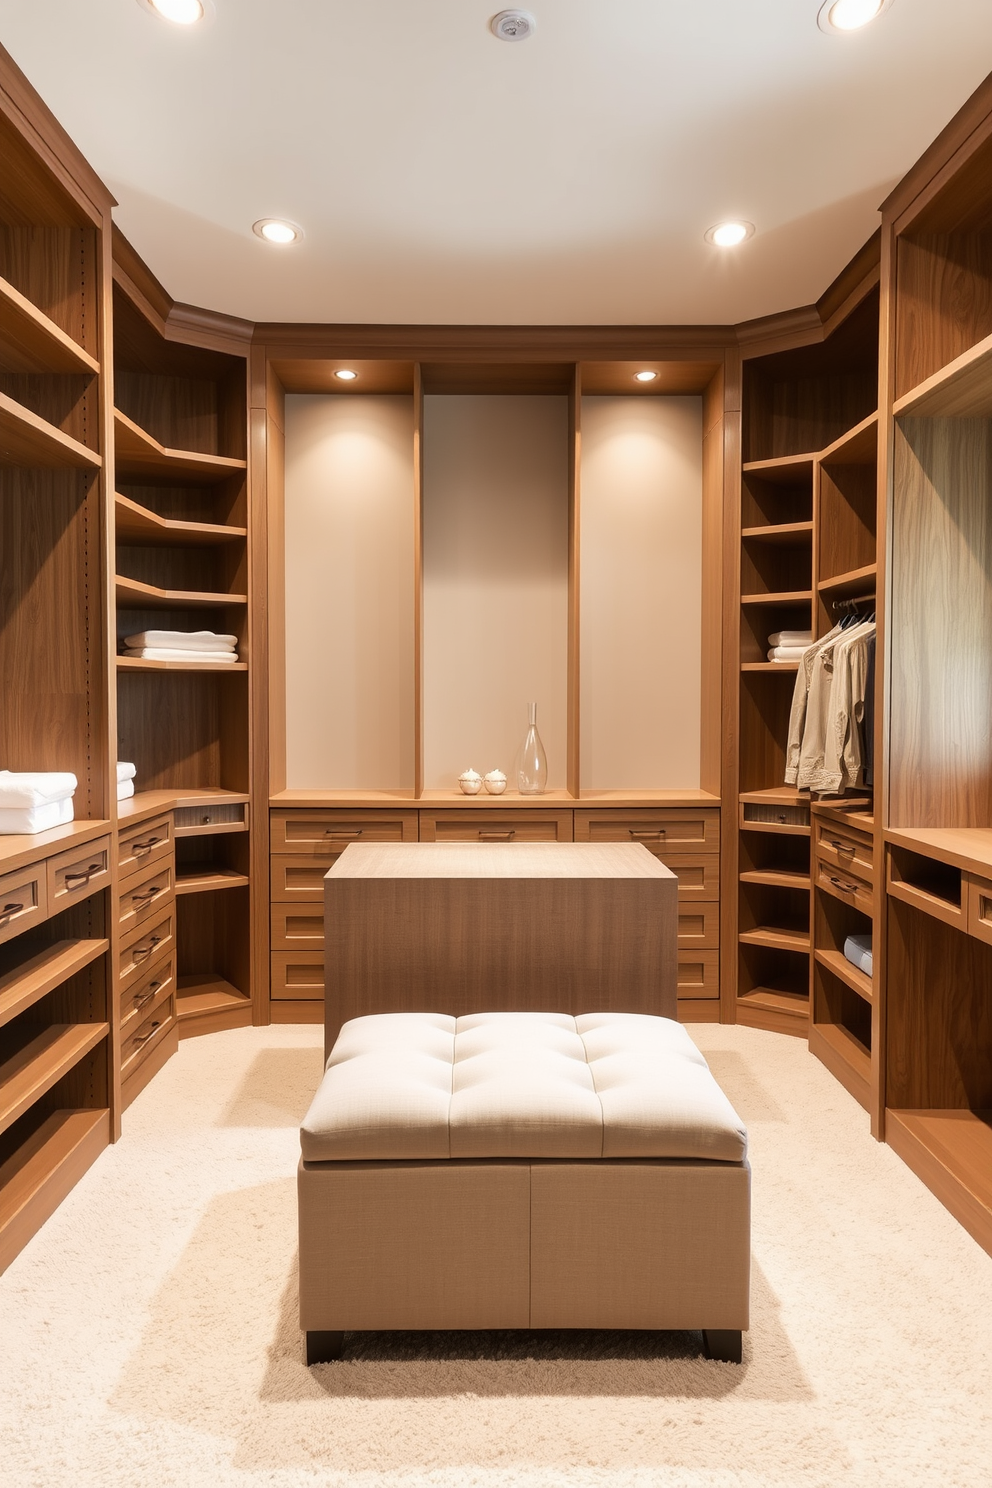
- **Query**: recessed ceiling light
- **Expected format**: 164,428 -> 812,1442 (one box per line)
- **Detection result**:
334,370 -> 358,382
634,371 -> 658,383
818,0 -> 892,32
705,221 -> 755,248
137,0 -> 208,23
252,219 -> 303,245
490,10 -> 537,41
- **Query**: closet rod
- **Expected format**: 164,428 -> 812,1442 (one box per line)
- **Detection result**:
832,593 -> 875,614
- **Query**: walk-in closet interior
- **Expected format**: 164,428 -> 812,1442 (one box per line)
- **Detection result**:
2,28 -> 992,1286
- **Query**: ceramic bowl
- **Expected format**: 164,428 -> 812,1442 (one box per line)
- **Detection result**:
484,770 -> 507,795
458,769 -> 483,795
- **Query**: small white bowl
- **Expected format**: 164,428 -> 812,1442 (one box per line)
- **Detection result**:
484,770 -> 507,795
458,769 -> 483,796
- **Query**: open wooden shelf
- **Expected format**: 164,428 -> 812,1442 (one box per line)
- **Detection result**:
0,1023 -> 108,1136
815,947 -> 872,1003
740,589 -> 813,607
884,826 -> 992,879
119,788 -> 249,824
893,332 -> 992,420
739,926 -> 810,953
0,390 -> 102,470
176,868 -> 250,895
117,655 -> 246,673
736,986 -> 808,1015
0,940 -> 109,1030
818,563 -> 877,599
0,1108 -> 109,1274
740,868 -> 810,890
0,275 -> 100,376
741,520 -> 813,543
810,1021 -> 871,1108
115,575 -> 248,610
114,408 -> 247,484
742,452 -> 816,482
176,975 -> 251,1023
741,661 -> 799,673
114,492 -> 247,546
819,410 -> 878,465
886,1109 -> 992,1256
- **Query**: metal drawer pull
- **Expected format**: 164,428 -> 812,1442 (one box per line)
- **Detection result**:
0,901 -> 25,920
479,830 -> 515,842
132,934 -> 163,963
630,829 -> 666,842
828,839 -> 856,856
133,1020 -> 161,1046
134,980 -> 163,1008
131,835 -> 162,856
829,876 -> 859,894
131,885 -> 162,903
64,863 -> 103,887
325,830 -> 362,840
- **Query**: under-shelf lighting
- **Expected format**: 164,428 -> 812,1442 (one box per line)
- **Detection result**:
705,221 -> 754,248
139,0 -> 207,23
334,370 -> 358,382
634,371 -> 658,383
818,0 -> 892,32
252,219 -> 303,245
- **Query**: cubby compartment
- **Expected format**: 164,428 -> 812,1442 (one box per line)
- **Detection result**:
741,466 -> 813,529
737,944 -> 810,1027
175,886 -> 252,1034
741,531 -> 812,598
175,833 -> 250,895
739,881 -> 810,953
116,670 -> 249,794
818,453 -> 877,587
740,599 -> 813,668
813,886 -> 873,1002
887,845 -> 963,926
739,829 -> 810,890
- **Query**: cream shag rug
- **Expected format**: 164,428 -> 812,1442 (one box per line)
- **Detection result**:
2,1022 -> 991,1488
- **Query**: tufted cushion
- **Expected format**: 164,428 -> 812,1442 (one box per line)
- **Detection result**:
300,1011 -> 747,1164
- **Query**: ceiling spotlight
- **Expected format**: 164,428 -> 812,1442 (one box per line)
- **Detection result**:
138,0 -> 207,23
818,0 -> 892,32
252,219 -> 303,245
705,221 -> 754,248
491,10 -> 537,41
334,370 -> 358,382
634,371 -> 658,383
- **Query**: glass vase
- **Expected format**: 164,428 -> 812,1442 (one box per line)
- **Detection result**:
516,702 -> 548,795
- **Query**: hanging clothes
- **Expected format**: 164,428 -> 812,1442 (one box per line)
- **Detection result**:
862,632 -> 876,788
784,617 -> 876,794
784,622 -> 843,786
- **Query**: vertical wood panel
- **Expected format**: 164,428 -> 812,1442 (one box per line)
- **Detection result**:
567,364 -> 581,797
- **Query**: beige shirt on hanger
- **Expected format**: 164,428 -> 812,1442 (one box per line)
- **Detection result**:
819,624 -> 875,795
783,623 -> 844,786
795,621 -> 874,793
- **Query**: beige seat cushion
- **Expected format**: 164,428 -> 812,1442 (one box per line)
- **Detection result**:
301,1010 -> 747,1164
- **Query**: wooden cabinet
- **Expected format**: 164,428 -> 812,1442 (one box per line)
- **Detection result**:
0,862 -> 48,947
419,810 -> 573,843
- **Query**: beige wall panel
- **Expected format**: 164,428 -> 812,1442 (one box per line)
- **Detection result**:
422,395 -> 569,791
283,394 -> 416,790
579,396 -> 703,790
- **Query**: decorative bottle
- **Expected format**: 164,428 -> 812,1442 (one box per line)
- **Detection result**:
516,702 -> 548,795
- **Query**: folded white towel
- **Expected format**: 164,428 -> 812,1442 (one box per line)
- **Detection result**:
118,779 -> 135,801
124,630 -> 237,653
0,796 -> 74,835
0,771 -> 78,809
767,646 -> 807,662
124,648 -> 239,664
117,761 -> 137,784
768,631 -> 814,648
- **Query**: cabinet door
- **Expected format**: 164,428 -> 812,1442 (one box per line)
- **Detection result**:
419,810 -> 573,843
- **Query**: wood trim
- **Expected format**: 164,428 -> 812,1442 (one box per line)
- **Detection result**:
816,232 -> 882,333
248,356 -> 269,1025
253,324 -> 735,361
700,362 -> 725,802
111,226 -> 172,328
567,364 -> 581,798
413,364 -> 425,798
880,70 -> 992,224
735,306 -> 823,359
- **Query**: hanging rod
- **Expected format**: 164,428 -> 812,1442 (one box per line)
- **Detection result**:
832,593 -> 876,614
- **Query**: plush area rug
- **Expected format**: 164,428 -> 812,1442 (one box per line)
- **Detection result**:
2,1022 -> 991,1488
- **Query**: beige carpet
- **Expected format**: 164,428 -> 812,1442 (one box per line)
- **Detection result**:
2,1022 -> 991,1488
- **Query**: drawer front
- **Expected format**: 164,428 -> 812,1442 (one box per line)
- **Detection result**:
967,875 -> 992,946
271,809 -> 419,855
0,862 -> 48,946
120,952 -> 175,1034
676,949 -> 720,1000
174,802 -> 247,835
121,995 -> 176,1079
816,858 -> 874,915
574,810 -> 719,852
815,820 -> 874,884
118,860 -> 174,932
271,950 -> 325,1000
420,811 -> 573,843
118,814 -> 173,877
119,907 -> 175,991
677,900 -> 719,949
270,854 -> 333,903
659,853 -> 720,902
271,904 -> 325,950
48,836 -> 111,909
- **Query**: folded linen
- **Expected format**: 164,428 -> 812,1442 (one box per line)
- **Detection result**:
844,932 -> 873,977
118,779 -> 135,801
767,646 -> 808,662
768,630 -> 814,648
0,771 -> 77,809
124,648 -> 239,664
0,796 -> 74,835
117,761 -> 137,784
124,630 -> 237,653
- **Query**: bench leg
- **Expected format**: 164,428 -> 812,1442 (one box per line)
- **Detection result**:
702,1329 -> 742,1364
306,1330 -> 345,1364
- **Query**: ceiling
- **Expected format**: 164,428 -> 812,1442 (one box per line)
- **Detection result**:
2,1 -> 991,327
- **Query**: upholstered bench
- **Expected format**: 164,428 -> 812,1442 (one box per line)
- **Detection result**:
298,1011 -> 750,1364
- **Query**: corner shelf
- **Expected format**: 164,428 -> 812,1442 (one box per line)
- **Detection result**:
176,976 -> 252,1028
0,1023 -> 109,1137
817,564 -> 877,600
114,408 -> 248,484
740,868 -> 811,890
117,655 -> 247,673
893,332 -> 992,420
0,275 -> 100,376
0,1109 -> 110,1274
741,661 -> 799,673
814,947 -> 872,1003
740,590 -> 813,607
115,576 -> 248,610
741,453 -> 816,481
741,520 -> 814,544
115,492 -> 247,547
0,391 -> 102,470
176,868 -> 250,895
818,410 -> 878,464
739,926 -> 810,953
0,940 -> 110,1029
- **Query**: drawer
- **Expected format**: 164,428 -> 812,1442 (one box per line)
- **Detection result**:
121,995 -> 176,1080
271,904 -> 325,950
270,809 -> 419,855
660,853 -> 720,902
966,874 -> 992,946
816,858 -> 874,916
47,836 -> 111,909
676,948 -> 720,1000
118,860 -> 174,932
270,855 -> 333,903
677,901 -> 719,949
420,810 -> 573,843
120,952 -> 175,1034
119,906 -> 175,991
174,802 -> 248,835
118,813 -> 173,877
271,950 -> 324,1000
815,819 -> 874,884
574,810 -> 719,852
0,861 -> 48,946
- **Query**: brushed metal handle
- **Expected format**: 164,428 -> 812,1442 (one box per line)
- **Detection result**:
829,876 -> 859,894
479,830 -> 515,841
629,829 -> 667,842
132,835 -> 161,855
324,830 -> 362,840
0,901 -> 25,920
131,885 -> 162,903
64,862 -> 102,887
133,1020 -> 161,1046
134,980 -> 163,1008
132,934 -> 163,963
828,839 -> 856,855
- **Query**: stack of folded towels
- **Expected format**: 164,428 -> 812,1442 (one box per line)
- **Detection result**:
766,629 -> 814,663
117,761 -> 137,802
0,771 -> 76,834
123,630 -> 239,664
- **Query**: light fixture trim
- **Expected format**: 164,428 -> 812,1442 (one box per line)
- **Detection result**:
634,370 -> 659,383
334,369 -> 359,382
490,9 -> 537,41
252,218 -> 304,245
817,0 -> 893,34
704,220 -> 755,248
135,0 -> 215,26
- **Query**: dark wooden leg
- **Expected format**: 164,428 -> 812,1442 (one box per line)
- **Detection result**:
306,1330 -> 345,1364
702,1329 -> 742,1364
